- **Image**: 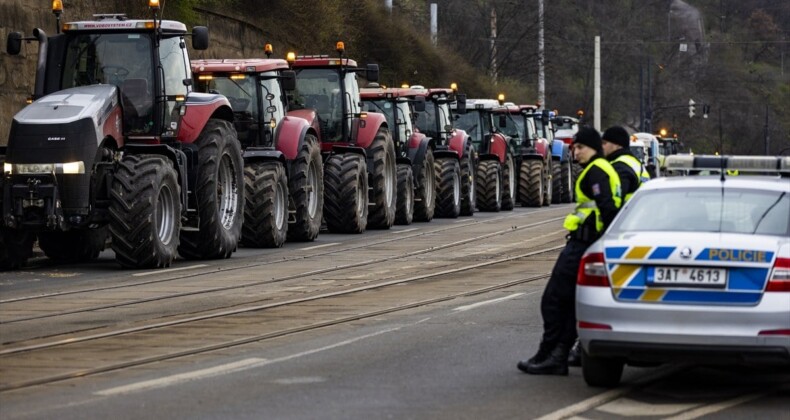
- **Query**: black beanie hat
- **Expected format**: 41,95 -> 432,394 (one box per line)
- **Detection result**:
602,126 -> 630,149
573,127 -> 603,154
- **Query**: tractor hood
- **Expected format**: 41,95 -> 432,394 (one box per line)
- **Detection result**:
14,84 -> 119,127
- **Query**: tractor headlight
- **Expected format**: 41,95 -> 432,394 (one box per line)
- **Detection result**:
8,162 -> 85,174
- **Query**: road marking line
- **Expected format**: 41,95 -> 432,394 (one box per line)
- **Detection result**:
95,326 -> 403,396
301,242 -> 340,251
132,264 -> 208,277
664,392 -> 769,420
392,228 -> 419,234
453,292 -> 527,312
95,357 -> 267,395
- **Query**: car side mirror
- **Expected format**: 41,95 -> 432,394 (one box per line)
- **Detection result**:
192,26 -> 209,50
281,70 -> 296,91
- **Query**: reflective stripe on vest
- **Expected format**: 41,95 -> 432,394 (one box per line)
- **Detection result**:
612,154 -> 649,202
563,158 -> 622,233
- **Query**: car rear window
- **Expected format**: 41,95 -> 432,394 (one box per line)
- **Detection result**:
610,187 -> 789,236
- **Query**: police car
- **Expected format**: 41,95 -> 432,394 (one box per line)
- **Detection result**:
576,155 -> 790,387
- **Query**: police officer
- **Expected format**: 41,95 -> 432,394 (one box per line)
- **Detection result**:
518,127 -> 621,376
566,126 -> 647,367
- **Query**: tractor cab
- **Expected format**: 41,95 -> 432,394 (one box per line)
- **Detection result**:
411,86 -> 465,148
454,99 -> 502,152
360,87 -> 424,157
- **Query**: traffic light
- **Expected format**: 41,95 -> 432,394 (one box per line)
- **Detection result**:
688,99 -> 696,118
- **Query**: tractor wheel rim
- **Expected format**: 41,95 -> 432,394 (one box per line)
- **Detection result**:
495,168 -> 501,203
275,178 -> 286,230
452,170 -> 461,207
307,159 -> 319,218
508,158 -> 515,199
217,154 -> 238,230
156,184 -> 176,245
357,170 -> 366,218
385,154 -> 395,207
424,159 -> 434,205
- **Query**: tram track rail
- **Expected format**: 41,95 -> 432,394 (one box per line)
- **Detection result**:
0,244 -> 561,392
0,211 -> 565,326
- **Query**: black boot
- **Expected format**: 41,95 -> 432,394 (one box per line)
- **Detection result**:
517,341 -> 553,373
525,343 -> 569,375
567,340 -> 581,367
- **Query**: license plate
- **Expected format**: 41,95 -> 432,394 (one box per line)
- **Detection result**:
648,266 -> 727,287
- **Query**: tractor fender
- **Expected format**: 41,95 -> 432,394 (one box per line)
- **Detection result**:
177,93 -> 234,144
489,133 -> 508,163
287,109 -> 322,142
520,152 -> 544,161
121,143 -> 189,213
101,103 -> 125,148
448,129 -> 470,158
406,132 -> 431,169
433,149 -> 459,160
533,138 -> 550,159
274,115 -> 312,160
355,112 -> 388,150
478,153 -> 500,162
243,147 -> 285,164
550,139 -> 567,161
331,144 -> 367,159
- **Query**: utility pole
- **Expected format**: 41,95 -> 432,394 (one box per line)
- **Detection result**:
537,0 -> 545,108
594,35 -> 601,131
430,3 -> 438,46
489,6 -> 498,84
385,0 -> 392,14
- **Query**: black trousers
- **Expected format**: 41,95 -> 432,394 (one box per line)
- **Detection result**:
539,239 -> 589,350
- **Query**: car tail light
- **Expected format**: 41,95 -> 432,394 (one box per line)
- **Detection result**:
577,252 -> 609,287
578,320 -> 612,330
758,329 -> 790,336
766,257 -> 790,292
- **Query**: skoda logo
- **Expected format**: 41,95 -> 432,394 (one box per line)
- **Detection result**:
680,247 -> 693,260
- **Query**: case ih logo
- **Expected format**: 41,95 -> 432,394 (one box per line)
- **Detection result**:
47,136 -> 66,141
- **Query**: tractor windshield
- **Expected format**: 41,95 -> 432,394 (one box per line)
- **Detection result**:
415,101 -> 440,140
455,110 -> 491,148
365,99 -> 410,144
292,68 -> 346,142
62,32 -> 155,134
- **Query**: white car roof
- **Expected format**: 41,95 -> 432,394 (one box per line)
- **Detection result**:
638,176 -> 790,194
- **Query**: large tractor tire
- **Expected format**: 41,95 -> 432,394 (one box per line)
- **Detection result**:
395,164 -> 414,225
413,150 -> 435,222
543,159 -> 553,206
501,154 -> 516,211
179,119 -> 244,260
434,157 -> 461,218
324,153 -> 369,234
38,227 -> 108,262
460,143 -> 476,216
367,127 -> 397,230
287,134 -> 323,242
475,159 -> 502,212
551,159 -> 563,204
241,161 -> 288,248
519,160 -> 544,207
110,154 -> 181,268
0,228 -> 35,271
560,160 -> 574,203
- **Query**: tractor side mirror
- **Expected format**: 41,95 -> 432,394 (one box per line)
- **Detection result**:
412,96 -> 425,112
366,64 -> 379,83
6,32 -> 22,55
281,70 -> 296,91
541,109 -> 550,125
192,26 -> 209,50
498,115 -> 507,128
455,94 -> 467,114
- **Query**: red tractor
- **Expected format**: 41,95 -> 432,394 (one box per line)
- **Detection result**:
494,105 -> 553,207
2,3 -> 243,269
360,87 -> 435,224
408,86 -> 470,218
289,44 -> 395,233
452,97 -> 516,212
191,56 -> 323,247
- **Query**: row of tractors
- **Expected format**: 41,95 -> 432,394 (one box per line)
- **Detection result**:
0,2 -> 578,271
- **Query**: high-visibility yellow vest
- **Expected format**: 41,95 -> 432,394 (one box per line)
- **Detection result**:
563,158 -> 622,233
612,154 -> 650,202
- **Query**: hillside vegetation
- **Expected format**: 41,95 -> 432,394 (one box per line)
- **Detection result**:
6,0 -> 789,155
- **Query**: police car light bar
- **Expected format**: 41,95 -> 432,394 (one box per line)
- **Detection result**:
666,155 -> 790,173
